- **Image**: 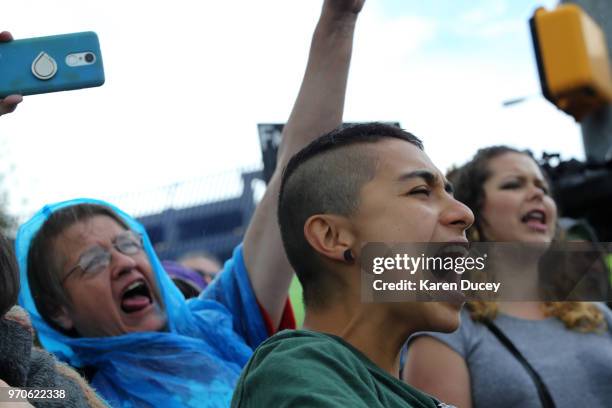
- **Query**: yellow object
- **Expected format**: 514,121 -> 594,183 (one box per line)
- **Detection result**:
531,4 -> 612,120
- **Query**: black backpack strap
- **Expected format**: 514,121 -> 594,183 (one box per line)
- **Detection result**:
483,319 -> 556,408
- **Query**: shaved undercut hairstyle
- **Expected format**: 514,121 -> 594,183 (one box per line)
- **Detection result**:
278,122 -> 423,308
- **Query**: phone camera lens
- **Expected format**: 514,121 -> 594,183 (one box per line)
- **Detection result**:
84,53 -> 95,63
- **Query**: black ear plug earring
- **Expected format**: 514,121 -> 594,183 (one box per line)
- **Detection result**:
343,249 -> 354,262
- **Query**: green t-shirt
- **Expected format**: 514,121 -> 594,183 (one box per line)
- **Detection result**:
231,329 -> 444,408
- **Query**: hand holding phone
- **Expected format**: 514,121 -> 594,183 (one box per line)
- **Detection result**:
0,31 -> 105,99
0,31 -> 22,116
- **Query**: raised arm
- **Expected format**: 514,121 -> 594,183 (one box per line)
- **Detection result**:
243,0 -> 365,326
0,32 -> 23,116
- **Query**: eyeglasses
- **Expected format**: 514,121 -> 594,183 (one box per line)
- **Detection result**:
61,230 -> 144,284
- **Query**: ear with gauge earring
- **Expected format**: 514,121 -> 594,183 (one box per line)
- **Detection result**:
343,248 -> 355,263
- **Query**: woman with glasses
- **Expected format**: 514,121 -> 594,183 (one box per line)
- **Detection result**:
20,199 -> 267,405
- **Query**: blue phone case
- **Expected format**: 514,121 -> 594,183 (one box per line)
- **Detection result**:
0,31 -> 105,98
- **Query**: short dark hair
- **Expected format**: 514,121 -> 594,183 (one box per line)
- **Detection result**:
27,204 -> 129,333
0,233 -> 18,317
278,122 -> 423,308
450,145 -> 544,241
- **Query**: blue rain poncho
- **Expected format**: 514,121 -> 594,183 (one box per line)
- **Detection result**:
17,199 -> 271,408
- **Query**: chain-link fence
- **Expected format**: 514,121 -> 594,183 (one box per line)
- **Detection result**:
110,165 -> 265,263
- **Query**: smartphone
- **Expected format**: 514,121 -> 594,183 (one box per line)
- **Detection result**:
0,31 -> 105,98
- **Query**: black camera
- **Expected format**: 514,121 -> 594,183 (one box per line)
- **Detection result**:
540,153 -> 612,241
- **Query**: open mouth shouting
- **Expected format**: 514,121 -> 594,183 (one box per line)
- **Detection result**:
113,272 -> 167,333
120,278 -> 154,314
521,209 -> 548,233
421,242 -> 469,305
431,242 -> 470,281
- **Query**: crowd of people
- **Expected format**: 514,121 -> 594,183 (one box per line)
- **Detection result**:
1,0 -> 611,407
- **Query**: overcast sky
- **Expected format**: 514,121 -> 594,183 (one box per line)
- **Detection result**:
1,0 -> 581,220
